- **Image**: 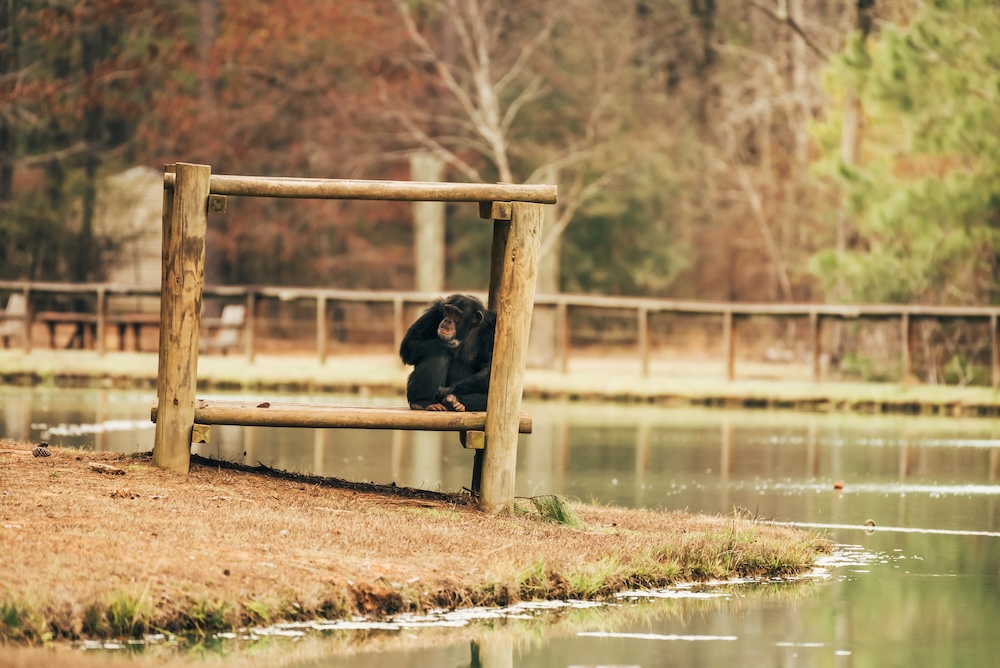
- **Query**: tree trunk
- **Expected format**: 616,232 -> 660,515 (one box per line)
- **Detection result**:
528,166 -> 558,368
409,151 -> 446,292
0,0 -> 14,203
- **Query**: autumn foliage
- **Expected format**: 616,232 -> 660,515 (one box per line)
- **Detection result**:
2,1 -> 997,307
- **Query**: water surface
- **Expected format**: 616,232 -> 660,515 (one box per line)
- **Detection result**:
2,387 -> 998,666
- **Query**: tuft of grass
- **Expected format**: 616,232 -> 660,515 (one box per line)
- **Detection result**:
0,598 -> 48,644
82,601 -> 108,638
182,597 -> 231,638
106,591 -> 151,638
243,598 -> 274,626
566,557 -> 622,599
523,495 -> 581,527
516,560 -> 550,599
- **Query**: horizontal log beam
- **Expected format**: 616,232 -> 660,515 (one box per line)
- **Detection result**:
150,400 -> 532,434
162,172 -> 557,204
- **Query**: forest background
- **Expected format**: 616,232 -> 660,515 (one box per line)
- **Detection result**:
1,0 -> 998,309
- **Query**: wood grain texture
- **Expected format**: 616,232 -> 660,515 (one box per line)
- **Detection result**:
480,202 -> 543,513
153,163 -> 210,474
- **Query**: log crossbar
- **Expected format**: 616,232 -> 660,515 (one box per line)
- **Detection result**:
151,399 -> 532,433
162,172 -> 557,204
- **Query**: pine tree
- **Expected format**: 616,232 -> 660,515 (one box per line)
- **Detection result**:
812,0 -> 1000,304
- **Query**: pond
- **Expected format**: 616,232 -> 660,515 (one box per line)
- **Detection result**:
2,387 -> 999,666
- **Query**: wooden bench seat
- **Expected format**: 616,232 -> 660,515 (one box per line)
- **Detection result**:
35,311 -> 98,349
150,399 -> 532,450
35,311 -> 160,351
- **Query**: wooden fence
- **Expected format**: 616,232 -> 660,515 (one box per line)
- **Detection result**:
4,281 -> 1000,387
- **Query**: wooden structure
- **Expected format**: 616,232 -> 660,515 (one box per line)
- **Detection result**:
6,280 -> 1000,387
152,163 -> 555,513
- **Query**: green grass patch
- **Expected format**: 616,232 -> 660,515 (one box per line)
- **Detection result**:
0,597 -> 48,644
107,591 -> 151,638
181,597 -> 231,638
517,495 -> 581,527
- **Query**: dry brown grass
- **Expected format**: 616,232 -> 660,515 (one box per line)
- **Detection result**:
0,438 -> 828,647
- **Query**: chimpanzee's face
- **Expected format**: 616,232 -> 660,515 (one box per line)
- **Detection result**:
438,304 -> 462,348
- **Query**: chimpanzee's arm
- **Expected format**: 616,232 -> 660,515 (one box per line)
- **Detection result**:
437,366 -> 490,401
399,300 -> 445,365
407,353 -> 451,410
435,313 -> 494,402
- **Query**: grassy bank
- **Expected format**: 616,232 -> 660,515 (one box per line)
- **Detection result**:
0,439 -> 828,646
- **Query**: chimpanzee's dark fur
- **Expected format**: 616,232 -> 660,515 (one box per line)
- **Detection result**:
399,294 -> 496,411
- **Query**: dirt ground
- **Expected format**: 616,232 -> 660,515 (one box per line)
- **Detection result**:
0,438 -> 826,650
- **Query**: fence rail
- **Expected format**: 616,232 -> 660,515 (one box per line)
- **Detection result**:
3,280 -> 1000,387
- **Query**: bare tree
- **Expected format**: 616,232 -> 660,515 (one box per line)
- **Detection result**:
389,0 -> 644,265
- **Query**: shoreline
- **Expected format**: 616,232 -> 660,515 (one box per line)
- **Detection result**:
3,349 -> 1000,416
0,440 -> 828,647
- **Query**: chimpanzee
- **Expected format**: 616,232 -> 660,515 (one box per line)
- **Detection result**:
399,294 -> 496,412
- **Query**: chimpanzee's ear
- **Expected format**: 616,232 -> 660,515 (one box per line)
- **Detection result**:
473,309 -> 484,325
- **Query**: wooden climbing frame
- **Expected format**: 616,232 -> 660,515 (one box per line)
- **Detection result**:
152,162 -> 556,513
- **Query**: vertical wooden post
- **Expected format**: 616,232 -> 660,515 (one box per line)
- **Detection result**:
245,290 -> 256,362
901,312 -> 912,381
810,310 -> 821,383
723,310 -> 736,381
991,313 -> 999,390
393,296 -> 404,359
153,163 -> 210,475
21,287 -> 31,353
480,202 -> 543,513
317,294 -> 328,364
556,301 -> 569,374
472,205 -> 512,493
638,306 -> 650,377
96,287 -> 107,356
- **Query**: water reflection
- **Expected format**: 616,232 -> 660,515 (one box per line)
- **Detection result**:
4,387 -> 1000,533
3,387 -> 1000,666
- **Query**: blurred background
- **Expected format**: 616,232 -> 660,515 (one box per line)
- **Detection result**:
1,0 -> 998,382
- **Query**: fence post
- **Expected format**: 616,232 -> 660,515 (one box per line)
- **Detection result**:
638,306 -> 650,377
480,201 -> 543,513
992,313 -> 999,390
153,163 -> 210,474
245,290 -> 256,362
393,296 -> 405,362
901,312 -> 912,381
317,294 -> 327,363
810,310 -> 821,383
723,310 -> 735,381
96,286 -> 107,356
557,301 -> 569,374
21,287 -> 32,353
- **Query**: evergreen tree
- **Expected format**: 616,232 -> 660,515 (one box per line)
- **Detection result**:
812,0 -> 1000,304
